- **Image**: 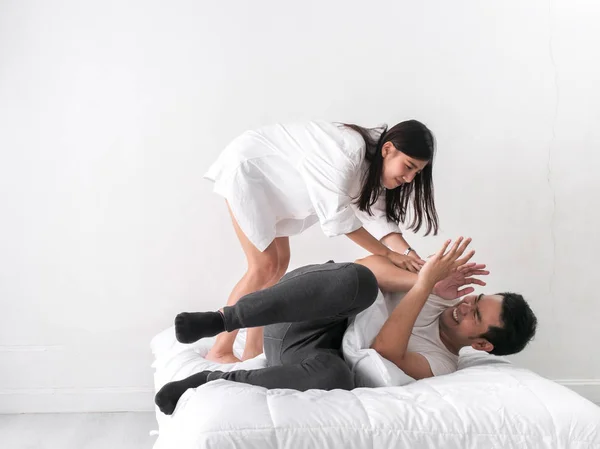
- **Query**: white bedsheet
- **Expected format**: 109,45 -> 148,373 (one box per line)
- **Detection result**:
150,327 -> 600,449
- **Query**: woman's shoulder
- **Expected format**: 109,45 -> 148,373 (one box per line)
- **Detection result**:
317,121 -> 367,164
255,121 -> 366,167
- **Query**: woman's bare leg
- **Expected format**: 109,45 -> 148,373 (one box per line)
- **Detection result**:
206,203 -> 287,363
241,236 -> 290,360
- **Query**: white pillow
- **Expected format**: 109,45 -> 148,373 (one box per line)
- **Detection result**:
342,291 -> 415,387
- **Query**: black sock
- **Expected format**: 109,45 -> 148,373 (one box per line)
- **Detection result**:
154,371 -> 211,415
175,311 -> 226,344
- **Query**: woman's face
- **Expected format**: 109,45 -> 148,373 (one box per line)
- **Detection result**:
380,142 -> 429,189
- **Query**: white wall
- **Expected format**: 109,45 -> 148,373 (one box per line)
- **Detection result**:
1,0 -> 599,412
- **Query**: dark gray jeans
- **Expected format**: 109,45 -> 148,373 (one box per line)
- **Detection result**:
207,262 -> 378,391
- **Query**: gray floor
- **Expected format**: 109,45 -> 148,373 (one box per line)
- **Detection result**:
0,412 -> 157,449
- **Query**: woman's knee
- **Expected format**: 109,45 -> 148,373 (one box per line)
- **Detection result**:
247,254 -> 280,285
275,255 -> 290,280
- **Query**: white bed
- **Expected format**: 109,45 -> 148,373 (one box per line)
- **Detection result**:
150,326 -> 600,449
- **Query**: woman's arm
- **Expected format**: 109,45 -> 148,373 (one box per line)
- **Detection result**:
347,228 -> 423,273
346,227 -> 392,257
352,192 -> 422,260
381,232 -> 421,260
355,254 -> 417,292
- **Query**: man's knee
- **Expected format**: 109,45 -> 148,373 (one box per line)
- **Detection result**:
351,263 -> 379,311
277,261 -> 335,283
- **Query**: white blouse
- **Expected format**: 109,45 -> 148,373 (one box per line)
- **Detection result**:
205,121 -> 402,251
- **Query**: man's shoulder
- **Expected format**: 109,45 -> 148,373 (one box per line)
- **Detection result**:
419,349 -> 459,376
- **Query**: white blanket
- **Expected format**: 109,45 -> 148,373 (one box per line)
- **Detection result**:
150,327 -> 600,449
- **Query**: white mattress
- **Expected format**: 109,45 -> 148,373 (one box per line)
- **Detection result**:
150,327 -> 600,449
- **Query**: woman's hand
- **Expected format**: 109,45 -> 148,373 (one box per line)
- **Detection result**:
387,251 -> 425,273
407,249 -> 422,261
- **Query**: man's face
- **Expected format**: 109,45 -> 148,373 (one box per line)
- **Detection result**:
440,294 -> 504,352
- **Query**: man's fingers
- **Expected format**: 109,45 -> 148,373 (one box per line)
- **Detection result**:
467,269 -> 490,276
464,277 -> 487,286
436,239 -> 452,257
454,250 -> 475,268
453,237 -> 472,259
456,287 -> 475,297
458,263 -> 476,272
447,237 -> 464,258
460,263 -> 487,273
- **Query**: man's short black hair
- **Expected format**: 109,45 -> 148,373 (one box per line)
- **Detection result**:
479,292 -> 537,356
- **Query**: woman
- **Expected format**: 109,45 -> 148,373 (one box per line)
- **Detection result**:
203,120 -> 439,362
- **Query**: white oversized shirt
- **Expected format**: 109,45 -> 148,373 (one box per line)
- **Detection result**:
205,121 -> 402,251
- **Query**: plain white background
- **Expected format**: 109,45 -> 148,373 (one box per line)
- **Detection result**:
0,0 -> 598,412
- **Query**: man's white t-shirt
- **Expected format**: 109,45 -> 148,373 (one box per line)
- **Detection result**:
405,294 -> 460,376
342,290 -> 461,386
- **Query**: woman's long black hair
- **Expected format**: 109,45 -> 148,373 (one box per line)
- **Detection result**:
344,120 -> 439,235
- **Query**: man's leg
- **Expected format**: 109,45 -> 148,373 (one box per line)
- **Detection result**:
175,262 -> 378,343
155,352 -> 352,415
156,264 -> 379,415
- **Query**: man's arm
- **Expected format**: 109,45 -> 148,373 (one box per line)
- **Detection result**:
369,279 -> 435,379
355,255 -> 435,379
357,238 -> 476,380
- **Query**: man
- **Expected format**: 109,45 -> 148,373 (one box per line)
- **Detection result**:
156,238 -> 537,415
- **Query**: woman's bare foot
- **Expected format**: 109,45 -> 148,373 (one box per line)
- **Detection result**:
241,345 -> 264,361
242,327 -> 264,361
206,348 -> 241,364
